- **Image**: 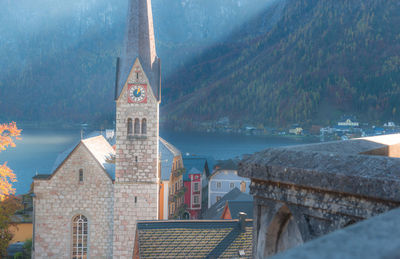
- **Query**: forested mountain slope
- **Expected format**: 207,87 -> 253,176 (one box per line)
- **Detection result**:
162,0 -> 400,129
0,0 -> 274,126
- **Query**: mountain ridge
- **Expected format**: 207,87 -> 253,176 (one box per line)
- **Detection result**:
161,0 -> 400,129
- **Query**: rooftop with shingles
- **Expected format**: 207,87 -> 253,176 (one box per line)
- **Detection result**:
136,219 -> 253,258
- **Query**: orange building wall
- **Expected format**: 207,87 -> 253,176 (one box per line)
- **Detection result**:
159,182 -> 165,219
9,223 -> 33,243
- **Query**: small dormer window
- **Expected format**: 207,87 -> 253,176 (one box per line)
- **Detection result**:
79,169 -> 83,182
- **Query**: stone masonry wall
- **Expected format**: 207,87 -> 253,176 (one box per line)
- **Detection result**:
239,137 -> 400,258
33,144 -> 114,259
113,59 -> 159,258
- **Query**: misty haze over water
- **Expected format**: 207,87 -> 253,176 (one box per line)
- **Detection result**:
1,127 -> 315,195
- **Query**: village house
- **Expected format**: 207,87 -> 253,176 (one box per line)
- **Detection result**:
208,160 -> 250,208
182,155 -> 214,217
202,187 -> 252,220
159,138 -> 183,220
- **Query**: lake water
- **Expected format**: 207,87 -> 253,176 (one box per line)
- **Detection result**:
1,128 -> 317,195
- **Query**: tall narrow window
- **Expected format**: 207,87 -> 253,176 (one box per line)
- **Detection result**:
72,215 -> 88,259
141,118 -> 147,135
79,169 -> 83,183
127,118 -> 133,135
134,118 -> 140,134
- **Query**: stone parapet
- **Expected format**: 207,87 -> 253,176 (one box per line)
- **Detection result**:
239,134 -> 400,258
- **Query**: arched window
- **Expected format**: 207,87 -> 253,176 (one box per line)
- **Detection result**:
134,118 -> 140,135
127,118 -> 133,135
79,169 -> 83,182
142,118 -> 147,135
72,215 -> 88,258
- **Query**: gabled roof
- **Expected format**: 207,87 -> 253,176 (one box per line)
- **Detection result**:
51,141 -> 79,174
202,188 -> 253,220
214,159 -> 239,171
82,136 -> 115,179
183,167 -> 202,181
85,130 -> 116,146
47,135 -> 115,180
135,219 -> 253,258
115,0 -> 160,101
223,201 -> 254,220
159,137 -> 181,181
183,155 -> 216,179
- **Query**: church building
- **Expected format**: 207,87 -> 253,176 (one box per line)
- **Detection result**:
32,0 -> 161,258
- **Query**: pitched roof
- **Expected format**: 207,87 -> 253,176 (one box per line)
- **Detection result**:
32,174 -> 51,180
135,219 -> 253,258
159,137 -> 181,181
214,159 -> 239,171
49,135 -> 115,180
85,130 -> 116,146
51,141 -> 79,174
115,0 -> 160,101
224,201 -> 254,219
202,188 -> 253,220
183,155 -> 216,179
82,136 -> 115,179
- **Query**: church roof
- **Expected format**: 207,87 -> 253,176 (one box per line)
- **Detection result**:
159,137 -> 181,181
115,0 -> 160,101
135,219 -> 253,258
85,130 -> 116,146
82,136 -> 115,179
49,135 -> 115,180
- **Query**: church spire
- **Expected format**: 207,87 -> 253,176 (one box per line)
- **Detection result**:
115,0 -> 161,101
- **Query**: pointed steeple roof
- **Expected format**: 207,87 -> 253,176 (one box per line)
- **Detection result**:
115,0 -> 161,101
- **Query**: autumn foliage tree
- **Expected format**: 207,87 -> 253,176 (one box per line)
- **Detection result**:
0,195 -> 22,257
0,122 -> 21,200
0,122 -> 22,257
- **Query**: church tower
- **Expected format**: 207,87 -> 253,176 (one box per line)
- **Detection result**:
113,0 -> 161,257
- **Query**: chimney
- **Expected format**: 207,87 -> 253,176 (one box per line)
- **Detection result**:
239,212 -> 247,231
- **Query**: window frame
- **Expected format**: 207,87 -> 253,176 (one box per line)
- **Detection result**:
141,118 -> 147,135
134,118 -> 140,135
194,182 -> 199,192
127,118 -> 133,135
79,169 -> 83,183
71,214 -> 88,259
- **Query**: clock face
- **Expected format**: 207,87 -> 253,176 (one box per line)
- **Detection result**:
128,84 -> 147,103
